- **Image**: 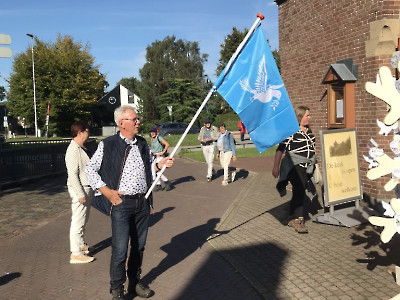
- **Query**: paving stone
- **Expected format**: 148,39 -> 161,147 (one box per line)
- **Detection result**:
1,156 -> 400,299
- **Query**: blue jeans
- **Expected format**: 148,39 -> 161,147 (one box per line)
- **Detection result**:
110,196 -> 150,291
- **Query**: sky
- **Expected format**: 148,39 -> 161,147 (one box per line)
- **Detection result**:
0,0 -> 279,94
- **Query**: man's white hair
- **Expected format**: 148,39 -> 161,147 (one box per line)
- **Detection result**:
114,105 -> 136,124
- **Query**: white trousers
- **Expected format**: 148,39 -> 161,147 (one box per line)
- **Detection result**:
219,151 -> 233,182
68,186 -> 93,254
202,144 -> 215,178
154,156 -> 168,184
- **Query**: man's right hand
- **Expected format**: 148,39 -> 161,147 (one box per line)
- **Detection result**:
99,186 -> 124,206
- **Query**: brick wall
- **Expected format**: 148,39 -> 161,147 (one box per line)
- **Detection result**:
277,0 -> 400,201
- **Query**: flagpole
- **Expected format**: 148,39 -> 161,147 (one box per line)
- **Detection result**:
145,13 -> 265,199
145,88 -> 215,199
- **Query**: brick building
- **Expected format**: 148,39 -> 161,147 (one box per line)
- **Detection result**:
276,0 -> 400,202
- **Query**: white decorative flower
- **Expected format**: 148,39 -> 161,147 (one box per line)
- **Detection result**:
369,198 -> 400,243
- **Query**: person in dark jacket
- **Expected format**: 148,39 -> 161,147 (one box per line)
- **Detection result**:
272,105 -> 316,234
85,105 -> 174,299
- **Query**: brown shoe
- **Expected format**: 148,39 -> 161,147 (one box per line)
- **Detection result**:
288,218 -> 308,234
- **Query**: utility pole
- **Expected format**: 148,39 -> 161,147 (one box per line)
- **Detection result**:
27,33 -> 38,137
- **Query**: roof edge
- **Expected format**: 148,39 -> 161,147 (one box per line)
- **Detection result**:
275,0 -> 287,5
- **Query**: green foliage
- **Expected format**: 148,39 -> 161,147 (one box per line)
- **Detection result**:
0,85 -> 5,101
139,36 -> 208,124
156,78 -> 206,126
7,34 -> 108,136
272,49 -> 280,71
179,146 -> 277,162
217,27 -> 281,75
215,27 -> 249,114
214,113 -> 240,131
143,132 -> 199,147
216,27 -> 249,76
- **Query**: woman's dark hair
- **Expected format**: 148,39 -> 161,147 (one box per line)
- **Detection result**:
295,105 -> 310,124
71,120 -> 90,138
218,123 -> 226,128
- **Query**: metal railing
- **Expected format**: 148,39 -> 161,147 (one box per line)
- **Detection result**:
0,139 -> 97,187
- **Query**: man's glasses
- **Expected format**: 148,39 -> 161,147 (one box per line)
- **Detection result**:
122,117 -> 140,123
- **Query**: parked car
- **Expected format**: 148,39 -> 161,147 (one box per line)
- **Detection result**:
156,122 -> 200,136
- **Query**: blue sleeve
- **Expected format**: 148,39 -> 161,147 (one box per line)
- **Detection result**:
229,133 -> 236,156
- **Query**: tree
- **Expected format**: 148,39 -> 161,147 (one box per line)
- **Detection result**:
217,27 -> 281,75
156,78 -> 207,125
0,86 -> 5,101
117,77 -> 142,96
215,27 -> 249,114
216,27 -> 249,77
6,34 -> 107,136
139,36 -> 208,123
272,48 -> 280,71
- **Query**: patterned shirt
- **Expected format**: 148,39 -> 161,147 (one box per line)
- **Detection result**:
85,134 -> 153,195
203,128 -> 212,140
277,127 -> 315,168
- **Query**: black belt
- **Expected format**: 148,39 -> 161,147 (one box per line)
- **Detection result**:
122,194 -> 145,200
202,141 -> 213,146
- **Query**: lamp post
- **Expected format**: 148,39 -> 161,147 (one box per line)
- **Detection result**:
26,33 -> 38,137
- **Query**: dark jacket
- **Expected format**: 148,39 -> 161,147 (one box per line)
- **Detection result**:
92,133 -> 154,215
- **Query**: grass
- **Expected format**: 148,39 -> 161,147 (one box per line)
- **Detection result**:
178,145 -> 277,162
143,133 -> 200,147
6,132 -> 277,162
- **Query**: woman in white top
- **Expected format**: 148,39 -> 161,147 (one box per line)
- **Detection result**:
65,120 -> 94,264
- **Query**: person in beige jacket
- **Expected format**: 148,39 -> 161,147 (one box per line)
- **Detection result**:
198,118 -> 219,182
65,120 -> 94,264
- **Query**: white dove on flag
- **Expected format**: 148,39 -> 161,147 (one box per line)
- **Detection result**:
239,55 -> 284,109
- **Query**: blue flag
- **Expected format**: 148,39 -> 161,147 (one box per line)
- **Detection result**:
214,26 -> 299,153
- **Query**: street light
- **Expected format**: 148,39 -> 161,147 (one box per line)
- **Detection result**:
26,33 -> 38,137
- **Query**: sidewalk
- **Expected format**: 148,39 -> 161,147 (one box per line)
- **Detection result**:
0,156 -> 399,299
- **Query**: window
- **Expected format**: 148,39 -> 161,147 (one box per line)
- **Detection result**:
329,83 -> 345,127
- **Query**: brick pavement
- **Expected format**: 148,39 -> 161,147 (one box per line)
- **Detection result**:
0,156 -> 400,299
